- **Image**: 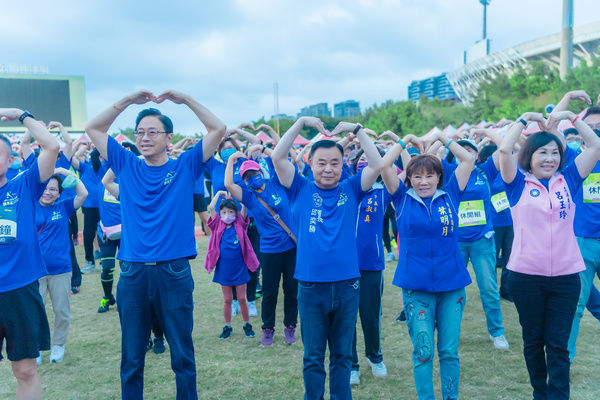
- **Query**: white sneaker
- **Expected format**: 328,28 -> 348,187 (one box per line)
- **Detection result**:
350,370 -> 360,385
248,301 -> 258,317
385,252 -> 395,262
368,360 -> 388,377
490,334 -> 509,350
82,261 -> 97,274
231,300 -> 240,317
36,351 -> 42,366
49,345 -> 65,363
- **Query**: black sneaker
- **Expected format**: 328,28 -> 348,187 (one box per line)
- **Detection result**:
219,325 -> 233,340
243,323 -> 255,338
153,337 -> 166,354
98,297 -> 111,313
396,310 -> 406,323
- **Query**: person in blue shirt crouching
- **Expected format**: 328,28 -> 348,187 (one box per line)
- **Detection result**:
272,118 -> 383,400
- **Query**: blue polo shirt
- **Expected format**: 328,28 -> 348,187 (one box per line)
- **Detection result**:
107,136 -> 206,262
0,161 -> 48,292
357,185 -> 391,271
96,163 -> 121,228
36,197 -> 76,275
241,180 -> 296,254
391,175 -> 471,292
286,170 -> 367,282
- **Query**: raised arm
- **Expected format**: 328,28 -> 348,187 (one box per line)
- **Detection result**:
381,139 -> 405,194
155,90 -> 227,162
257,124 -> 281,145
499,113 -> 546,183
224,151 -> 244,201
20,129 -> 33,160
55,167 -> 88,208
85,90 -> 156,158
272,117 -> 327,188
547,110 -> 600,178
208,190 -> 228,217
428,131 -> 474,190
330,123 -> 383,191
234,126 -> 261,145
0,109 -> 60,182
49,121 -> 73,160
101,169 -> 119,199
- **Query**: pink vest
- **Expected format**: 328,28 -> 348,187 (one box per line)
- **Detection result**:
507,172 -> 585,277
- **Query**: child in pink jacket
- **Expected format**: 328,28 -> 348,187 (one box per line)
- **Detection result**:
205,191 -> 259,340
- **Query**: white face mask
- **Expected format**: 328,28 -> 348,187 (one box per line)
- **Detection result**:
220,214 -> 236,224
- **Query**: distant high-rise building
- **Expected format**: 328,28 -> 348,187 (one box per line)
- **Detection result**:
270,113 -> 295,120
333,100 -> 361,118
408,73 -> 458,102
297,102 -> 331,118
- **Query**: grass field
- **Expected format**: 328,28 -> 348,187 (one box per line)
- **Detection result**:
1,236 -> 599,399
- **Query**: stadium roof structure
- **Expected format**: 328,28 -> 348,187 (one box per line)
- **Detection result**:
447,21 -> 600,103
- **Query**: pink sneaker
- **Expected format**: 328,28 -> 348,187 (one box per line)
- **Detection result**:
284,326 -> 296,345
261,329 -> 274,347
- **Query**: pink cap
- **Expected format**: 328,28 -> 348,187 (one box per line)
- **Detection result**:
240,160 -> 261,178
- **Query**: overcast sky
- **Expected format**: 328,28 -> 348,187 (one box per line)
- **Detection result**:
1,0 -> 599,134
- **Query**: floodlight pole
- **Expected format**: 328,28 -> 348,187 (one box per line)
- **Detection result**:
273,82 -> 280,135
560,0 -> 574,80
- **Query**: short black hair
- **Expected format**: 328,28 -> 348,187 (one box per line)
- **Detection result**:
518,131 -> 564,172
135,108 -> 173,133
219,199 -> 239,213
477,144 -> 497,164
309,140 -> 343,158
121,142 -> 141,156
583,106 -> 600,121
563,128 -> 579,137
48,174 -> 64,194
0,135 -> 12,155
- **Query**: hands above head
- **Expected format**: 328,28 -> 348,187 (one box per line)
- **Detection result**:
518,112 -> 547,130
238,122 -> 256,131
154,90 -> 191,105
0,108 -> 24,121
215,190 -> 231,200
546,110 -> 577,131
378,130 -> 400,142
301,117 -> 329,136
47,121 -> 64,130
567,90 -> 592,105
329,121 -> 359,137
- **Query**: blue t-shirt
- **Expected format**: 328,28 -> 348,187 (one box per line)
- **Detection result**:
35,197 -> 76,275
213,225 -> 250,286
241,180 -> 296,254
78,160 -> 100,208
205,156 -> 244,209
96,163 -> 121,228
286,170 -> 367,282
193,175 -> 205,195
563,146 -> 580,169
356,185 -> 392,271
573,160 -> 600,238
446,159 -> 496,242
0,161 -> 48,292
107,136 -> 206,262
504,162 -> 583,208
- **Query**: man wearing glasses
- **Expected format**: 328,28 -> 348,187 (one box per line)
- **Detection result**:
85,90 -> 226,400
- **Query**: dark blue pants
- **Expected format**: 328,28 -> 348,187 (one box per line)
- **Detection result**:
352,270 -> 383,370
117,259 -> 196,400
298,279 -> 360,400
509,271 -> 580,400
260,247 -> 298,330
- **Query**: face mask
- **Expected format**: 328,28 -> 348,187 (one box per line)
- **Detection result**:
566,141 -> 582,151
220,214 -> 237,225
248,174 -> 264,190
356,162 -> 368,172
9,159 -> 21,169
220,148 -> 236,162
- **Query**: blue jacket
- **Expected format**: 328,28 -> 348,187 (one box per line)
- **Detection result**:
392,184 -> 472,292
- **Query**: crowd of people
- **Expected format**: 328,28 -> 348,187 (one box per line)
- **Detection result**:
0,88 -> 599,399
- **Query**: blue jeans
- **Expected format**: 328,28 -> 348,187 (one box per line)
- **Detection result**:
568,237 -> 600,359
403,288 -> 466,400
298,279 -> 360,400
586,284 -> 600,320
459,235 -> 505,336
117,259 -> 197,400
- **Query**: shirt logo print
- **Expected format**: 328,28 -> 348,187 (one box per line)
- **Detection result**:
2,192 -> 19,206
51,211 -> 62,221
337,193 -> 348,207
312,193 -> 323,208
164,171 -> 177,186
529,189 -> 540,198
271,194 -> 281,206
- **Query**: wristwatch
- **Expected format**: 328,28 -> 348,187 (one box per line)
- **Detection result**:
352,123 -> 363,135
18,110 -> 35,124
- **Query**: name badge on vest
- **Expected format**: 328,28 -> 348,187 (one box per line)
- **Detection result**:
583,173 -> 600,203
491,192 -> 510,212
458,200 -> 486,227
0,206 -> 17,244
